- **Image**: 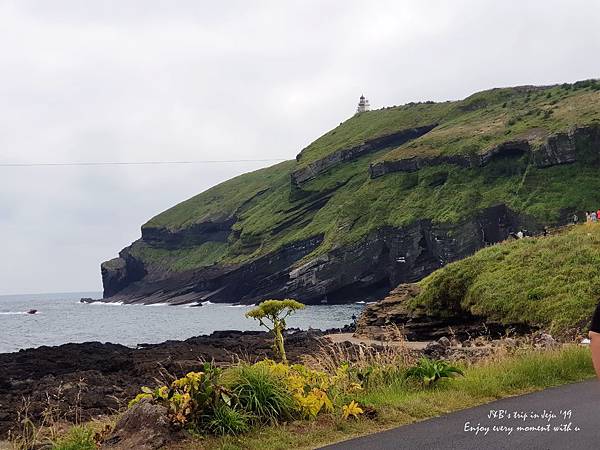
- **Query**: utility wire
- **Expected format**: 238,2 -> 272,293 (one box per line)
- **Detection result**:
0,158 -> 289,167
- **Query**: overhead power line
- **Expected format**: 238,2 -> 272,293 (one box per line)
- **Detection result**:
0,158 -> 289,167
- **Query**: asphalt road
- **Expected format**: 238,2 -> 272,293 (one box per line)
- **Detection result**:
321,380 -> 600,450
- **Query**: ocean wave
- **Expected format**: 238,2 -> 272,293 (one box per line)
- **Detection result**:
0,311 -> 41,315
227,304 -> 255,308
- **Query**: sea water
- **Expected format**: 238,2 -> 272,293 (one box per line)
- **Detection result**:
0,292 -> 365,353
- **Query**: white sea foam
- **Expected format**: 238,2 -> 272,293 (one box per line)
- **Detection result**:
227,304 -> 254,308
185,301 -> 208,307
355,301 -> 366,304
86,301 -> 124,306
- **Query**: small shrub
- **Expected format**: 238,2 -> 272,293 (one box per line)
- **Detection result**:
245,299 -> 305,364
130,363 -> 232,428
405,358 -> 464,386
51,426 -> 96,450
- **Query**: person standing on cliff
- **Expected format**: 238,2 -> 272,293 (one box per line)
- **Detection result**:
589,303 -> 600,379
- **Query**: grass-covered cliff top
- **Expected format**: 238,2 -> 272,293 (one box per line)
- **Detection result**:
378,81 -> 600,163
133,79 -> 600,272
296,80 -> 600,168
409,224 -> 600,334
295,101 -> 454,167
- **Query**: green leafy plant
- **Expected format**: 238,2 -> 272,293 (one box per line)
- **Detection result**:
130,362 -> 232,427
258,360 -> 337,419
245,299 -> 304,363
405,358 -> 464,386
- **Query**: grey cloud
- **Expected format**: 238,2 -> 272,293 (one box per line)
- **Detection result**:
1,0 -> 599,294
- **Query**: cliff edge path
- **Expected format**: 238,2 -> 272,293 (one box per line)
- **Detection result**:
321,380 -> 600,450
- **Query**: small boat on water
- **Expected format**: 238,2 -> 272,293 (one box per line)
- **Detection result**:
26,309 -> 37,315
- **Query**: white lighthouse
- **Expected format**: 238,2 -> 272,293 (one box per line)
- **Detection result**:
356,94 -> 370,114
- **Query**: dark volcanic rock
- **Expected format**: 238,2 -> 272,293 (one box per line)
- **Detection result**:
103,399 -> 181,450
0,330 -> 323,438
533,125 -> 600,167
101,254 -> 146,299
102,204 -> 530,305
369,139 -> 533,178
354,284 -> 532,342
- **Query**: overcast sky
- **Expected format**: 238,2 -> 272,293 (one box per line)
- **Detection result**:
1,0 -> 599,295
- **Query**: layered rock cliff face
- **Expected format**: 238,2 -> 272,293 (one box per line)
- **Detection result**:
101,81 -> 600,305
292,124 -> 437,186
103,204 -> 526,304
369,126 -> 600,178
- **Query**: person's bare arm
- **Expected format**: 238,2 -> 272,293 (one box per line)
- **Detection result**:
589,331 -> 600,379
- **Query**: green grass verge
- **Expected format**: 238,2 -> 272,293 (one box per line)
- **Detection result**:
181,346 -> 593,449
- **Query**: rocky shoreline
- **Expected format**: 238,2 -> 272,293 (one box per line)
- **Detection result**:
1,318 -> 560,439
0,328 -> 342,438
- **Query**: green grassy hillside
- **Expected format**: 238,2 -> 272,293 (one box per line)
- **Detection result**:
131,80 -> 600,273
146,161 -> 295,231
408,224 -> 600,334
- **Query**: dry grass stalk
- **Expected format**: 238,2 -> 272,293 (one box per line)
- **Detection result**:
303,337 -> 417,374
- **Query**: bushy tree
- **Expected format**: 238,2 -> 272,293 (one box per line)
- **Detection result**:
245,299 -> 304,364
